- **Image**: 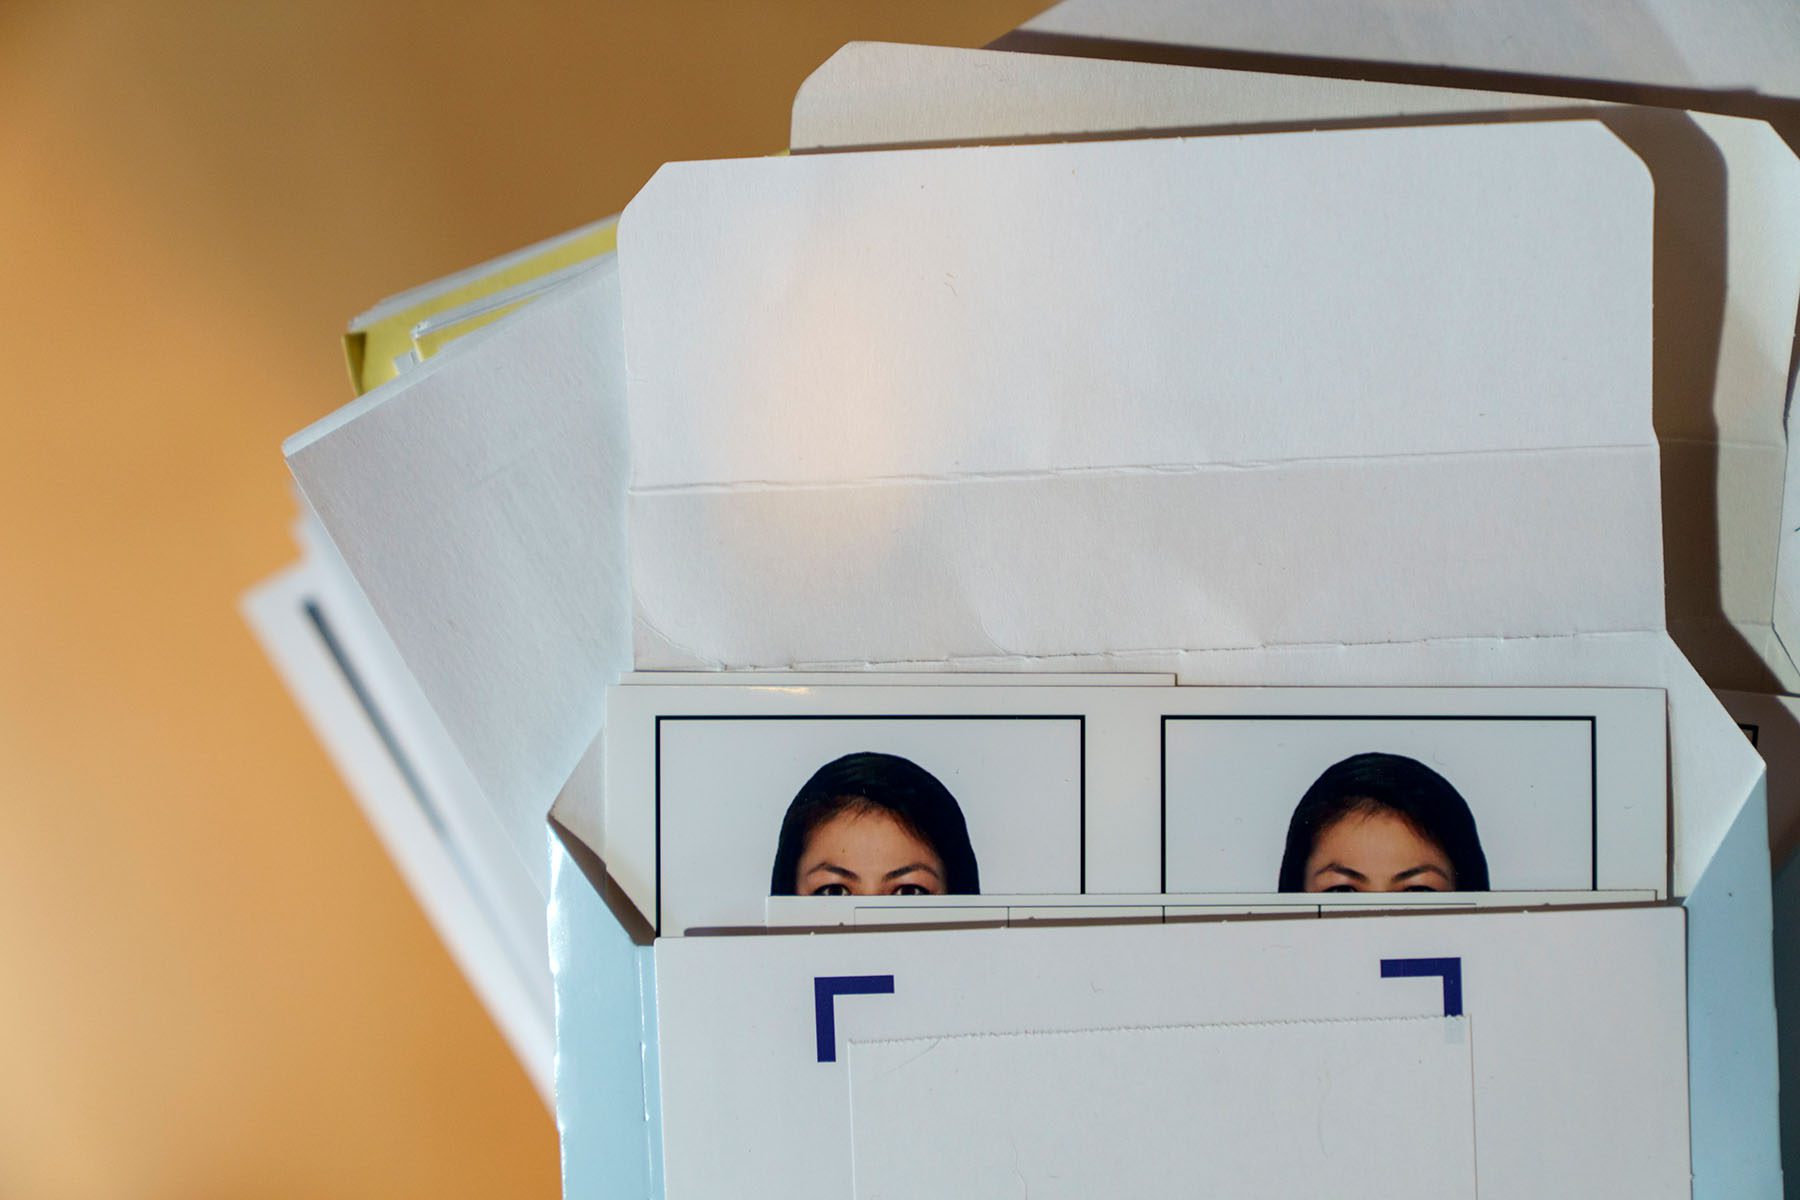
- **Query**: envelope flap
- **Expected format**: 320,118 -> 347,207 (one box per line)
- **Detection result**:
548,832 -> 660,1196
624,121 -> 1652,489
622,122 -> 1660,668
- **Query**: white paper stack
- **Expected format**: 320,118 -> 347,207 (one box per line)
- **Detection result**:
243,3 -> 1800,1194
244,254 -> 626,1105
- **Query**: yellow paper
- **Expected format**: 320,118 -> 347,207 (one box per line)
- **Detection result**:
344,216 -> 618,393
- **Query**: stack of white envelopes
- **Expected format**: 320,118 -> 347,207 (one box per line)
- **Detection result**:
247,7 -> 1800,1197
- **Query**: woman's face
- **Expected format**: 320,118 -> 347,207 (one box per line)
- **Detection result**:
1302,808 -> 1456,893
795,806 -> 947,897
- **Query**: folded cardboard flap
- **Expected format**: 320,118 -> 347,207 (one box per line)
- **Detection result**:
547,825 -> 658,1200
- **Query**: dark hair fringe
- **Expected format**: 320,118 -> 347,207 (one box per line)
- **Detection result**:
769,751 -> 980,895
1276,752 -> 1489,892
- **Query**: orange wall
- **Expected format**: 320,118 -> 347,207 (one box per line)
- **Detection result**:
0,3 -> 1040,1195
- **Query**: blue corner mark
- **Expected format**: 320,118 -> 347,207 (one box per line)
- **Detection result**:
1380,956 -> 1464,1017
814,975 -> 896,1063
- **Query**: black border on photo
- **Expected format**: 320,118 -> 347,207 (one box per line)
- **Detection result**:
1158,714 -> 1598,893
655,714 -> 1087,932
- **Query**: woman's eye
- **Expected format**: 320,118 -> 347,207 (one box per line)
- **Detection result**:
1403,884 -> 1444,893
810,883 -> 849,897
1323,884 -> 1360,893
892,883 -> 930,897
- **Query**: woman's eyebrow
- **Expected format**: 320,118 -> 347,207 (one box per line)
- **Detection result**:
881,862 -> 942,882
1392,864 -> 1451,882
1312,863 -> 1367,882
804,863 -> 860,881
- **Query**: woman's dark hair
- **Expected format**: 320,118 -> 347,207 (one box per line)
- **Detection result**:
769,751 -> 980,895
1277,752 -> 1489,892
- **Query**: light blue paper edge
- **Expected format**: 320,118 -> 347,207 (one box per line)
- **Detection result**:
549,835 -> 662,1199
1772,803 -> 1800,1197
1688,776 -> 1783,1197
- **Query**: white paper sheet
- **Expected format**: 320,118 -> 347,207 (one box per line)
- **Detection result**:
287,264 -> 632,898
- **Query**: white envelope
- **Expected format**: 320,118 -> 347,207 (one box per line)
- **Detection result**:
596,118 -> 1772,1195
790,41 -> 1800,697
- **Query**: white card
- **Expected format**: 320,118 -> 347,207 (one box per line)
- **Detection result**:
653,906 -> 1689,1200
588,683 -> 1667,934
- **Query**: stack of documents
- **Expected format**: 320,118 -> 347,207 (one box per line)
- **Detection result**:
244,4 -> 1800,1194
244,217 -> 619,1103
